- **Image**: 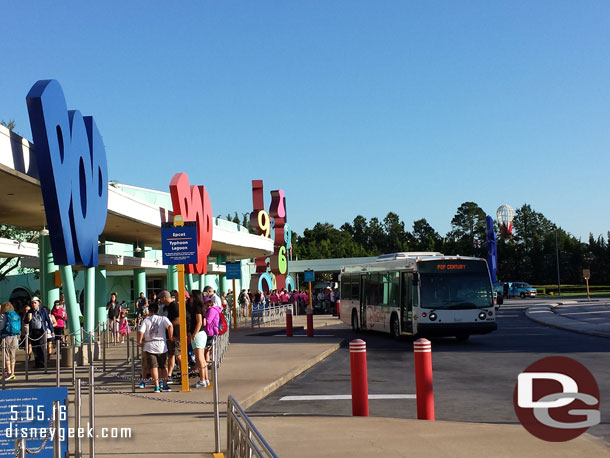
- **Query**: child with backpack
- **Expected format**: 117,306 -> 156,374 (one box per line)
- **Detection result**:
0,302 -> 22,380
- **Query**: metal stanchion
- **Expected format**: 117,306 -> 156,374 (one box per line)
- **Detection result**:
75,379 -> 82,458
126,333 -> 130,363
15,438 -> 26,458
2,338 -> 6,390
53,400 -> 61,458
131,339 -> 136,393
87,331 -> 92,368
56,340 -> 61,387
102,328 -> 106,373
212,339 -> 221,454
24,332 -> 29,382
72,335 -> 76,386
89,366 -> 95,457
44,331 -> 49,374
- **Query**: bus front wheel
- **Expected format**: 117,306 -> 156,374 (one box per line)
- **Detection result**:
351,311 -> 359,332
390,315 -> 400,339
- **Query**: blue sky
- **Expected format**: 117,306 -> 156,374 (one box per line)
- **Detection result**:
1,1 -> 609,241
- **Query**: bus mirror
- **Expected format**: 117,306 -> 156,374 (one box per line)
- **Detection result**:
413,273 -> 419,286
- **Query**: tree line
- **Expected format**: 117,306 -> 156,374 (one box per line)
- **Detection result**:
291,202 -> 610,286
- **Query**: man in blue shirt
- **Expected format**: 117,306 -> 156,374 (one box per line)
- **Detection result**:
25,297 -> 54,368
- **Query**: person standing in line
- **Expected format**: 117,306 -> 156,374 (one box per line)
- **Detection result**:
137,302 -> 173,393
118,310 -> 130,344
159,290 -> 183,383
24,297 -> 54,368
51,300 -> 67,343
106,292 -> 120,344
204,299 -> 220,368
0,302 -> 21,380
203,286 -> 223,310
190,294 -> 209,388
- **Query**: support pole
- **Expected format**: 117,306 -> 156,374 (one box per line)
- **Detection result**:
102,329 -> 106,373
131,338 -> 136,393
53,400 -> 61,458
414,338 -> 435,420
84,267 -> 96,343
349,339 -> 369,416
56,340 -> 61,387
232,278 -> 238,332
307,310 -> 314,338
72,335 -> 76,386
60,265 -> 82,346
25,332 -> 29,382
76,379 -> 82,458
177,264 -> 190,392
15,438 -> 26,458
89,366 -> 95,457
212,339 -> 221,454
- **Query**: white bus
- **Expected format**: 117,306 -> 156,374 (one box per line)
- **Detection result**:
339,252 -> 497,340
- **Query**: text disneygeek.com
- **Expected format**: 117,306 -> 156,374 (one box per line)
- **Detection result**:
5,423 -> 132,441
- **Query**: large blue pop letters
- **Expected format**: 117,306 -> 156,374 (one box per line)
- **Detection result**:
26,80 -> 108,267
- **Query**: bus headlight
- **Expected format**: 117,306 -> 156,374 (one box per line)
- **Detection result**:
429,313 -> 437,321
478,312 -> 486,320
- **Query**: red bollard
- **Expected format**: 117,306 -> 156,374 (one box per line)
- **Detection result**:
413,338 -> 435,420
350,339 -> 369,416
336,299 -> 341,318
307,310 -> 314,337
286,308 -> 293,337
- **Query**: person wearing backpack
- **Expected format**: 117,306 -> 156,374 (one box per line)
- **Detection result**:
25,297 -> 54,368
0,302 -> 21,380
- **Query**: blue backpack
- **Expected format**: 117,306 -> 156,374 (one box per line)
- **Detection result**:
3,310 -> 21,336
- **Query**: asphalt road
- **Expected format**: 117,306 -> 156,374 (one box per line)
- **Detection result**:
248,306 -> 610,442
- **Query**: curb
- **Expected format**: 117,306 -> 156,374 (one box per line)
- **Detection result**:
525,306 -> 610,339
237,341 -> 343,410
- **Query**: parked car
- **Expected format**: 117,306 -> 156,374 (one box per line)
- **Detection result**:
509,282 -> 537,298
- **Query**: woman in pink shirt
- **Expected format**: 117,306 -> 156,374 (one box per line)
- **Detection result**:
51,300 -> 67,343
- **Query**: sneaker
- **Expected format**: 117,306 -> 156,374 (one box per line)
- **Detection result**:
6,374 -> 16,381
203,379 -> 210,388
154,386 -> 161,393
139,381 -> 146,389
165,378 -> 174,384
162,383 -> 171,392
195,380 -> 206,388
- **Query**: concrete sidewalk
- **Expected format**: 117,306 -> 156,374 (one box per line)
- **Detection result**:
4,314 -> 609,457
526,301 -> 610,338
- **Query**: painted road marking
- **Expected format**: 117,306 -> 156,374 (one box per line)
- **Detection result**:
280,394 -> 416,401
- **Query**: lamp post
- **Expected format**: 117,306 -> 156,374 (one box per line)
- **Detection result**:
554,227 -> 561,296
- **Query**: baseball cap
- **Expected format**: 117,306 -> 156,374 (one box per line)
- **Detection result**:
31,296 -> 41,303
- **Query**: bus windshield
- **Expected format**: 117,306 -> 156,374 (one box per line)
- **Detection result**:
418,260 -> 493,310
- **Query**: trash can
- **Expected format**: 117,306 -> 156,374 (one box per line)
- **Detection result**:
60,343 -> 73,367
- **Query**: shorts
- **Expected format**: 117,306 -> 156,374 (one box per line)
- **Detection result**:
143,351 -> 167,369
3,336 -> 18,363
167,339 -> 181,356
54,327 -> 64,340
205,335 -> 216,348
192,331 -> 207,349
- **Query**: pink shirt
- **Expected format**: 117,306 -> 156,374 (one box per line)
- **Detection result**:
52,307 -> 66,328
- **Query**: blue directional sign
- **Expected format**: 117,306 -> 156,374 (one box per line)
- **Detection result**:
225,262 -> 241,280
0,387 -> 68,457
304,270 -> 315,283
161,222 -> 198,265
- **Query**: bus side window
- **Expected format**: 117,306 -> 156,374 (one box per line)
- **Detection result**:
341,278 -> 351,300
365,273 -> 380,305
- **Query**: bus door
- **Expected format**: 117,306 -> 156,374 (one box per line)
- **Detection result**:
359,274 -> 366,329
401,273 -> 414,333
